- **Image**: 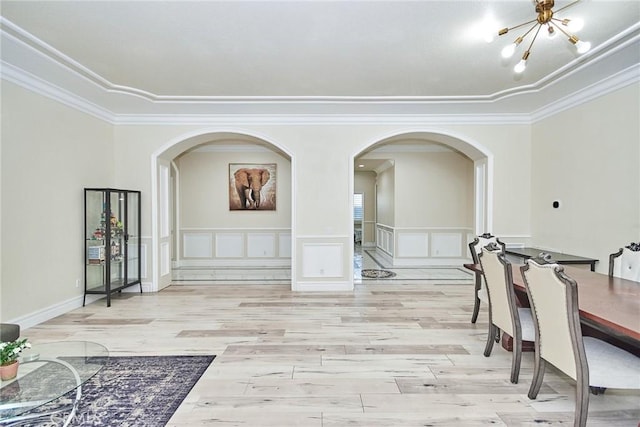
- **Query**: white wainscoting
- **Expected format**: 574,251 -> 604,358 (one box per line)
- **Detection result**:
376,225 -> 473,266
180,228 -> 292,267
294,236 -> 352,291
431,232 -> 461,257
301,243 -> 344,278
183,233 -> 213,258
247,233 -> 276,258
397,233 -> 429,257
216,233 -> 244,258
376,225 -> 394,256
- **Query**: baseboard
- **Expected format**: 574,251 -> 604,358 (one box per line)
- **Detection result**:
292,281 -> 354,291
392,257 -> 469,267
10,284 -> 155,330
121,282 -> 154,293
8,294 -> 85,330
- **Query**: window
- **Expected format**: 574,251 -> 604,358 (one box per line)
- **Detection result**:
353,193 -> 364,221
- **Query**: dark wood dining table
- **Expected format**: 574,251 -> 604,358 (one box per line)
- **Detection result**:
463,262 -> 640,353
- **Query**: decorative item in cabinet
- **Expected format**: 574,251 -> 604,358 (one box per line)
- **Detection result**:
84,188 -> 141,307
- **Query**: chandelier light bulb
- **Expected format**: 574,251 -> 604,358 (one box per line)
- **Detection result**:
501,43 -> 517,58
497,1 -> 590,73
566,18 -> 584,32
514,59 -> 527,73
575,39 -> 591,54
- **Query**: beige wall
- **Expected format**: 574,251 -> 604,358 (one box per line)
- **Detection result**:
354,171 -> 376,245
392,151 -> 473,228
176,149 -> 291,229
1,82 -> 114,321
531,82 -> 640,274
7,78 -> 638,321
376,165 -> 395,227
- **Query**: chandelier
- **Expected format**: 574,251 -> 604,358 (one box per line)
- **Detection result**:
498,0 -> 591,73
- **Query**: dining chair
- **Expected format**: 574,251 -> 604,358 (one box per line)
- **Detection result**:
479,242 -> 535,384
521,254 -> 640,427
608,242 -> 640,282
468,233 -> 506,323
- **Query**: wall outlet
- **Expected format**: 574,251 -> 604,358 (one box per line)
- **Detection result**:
76,279 -> 81,288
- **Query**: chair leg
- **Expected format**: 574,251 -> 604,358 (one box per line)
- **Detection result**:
471,295 -> 481,324
484,324 -> 496,357
528,358 -> 546,399
511,335 -> 522,384
575,377 -> 590,427
471,273 -> 481,324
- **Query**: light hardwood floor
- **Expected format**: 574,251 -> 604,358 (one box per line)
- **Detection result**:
23,272 -> 640,426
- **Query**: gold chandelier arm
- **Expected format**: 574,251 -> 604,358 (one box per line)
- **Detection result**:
549,19 -> 574,39
518,21 -> 542,42
524,23 -> 544,54
553,0 -> 581,15
498,18 -> 538,36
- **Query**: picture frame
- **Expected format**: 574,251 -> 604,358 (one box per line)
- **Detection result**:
229,163 -> 277,211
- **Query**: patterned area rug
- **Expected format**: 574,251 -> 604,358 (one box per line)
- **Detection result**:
361,269 -> 397,279
13,355 -> 215,427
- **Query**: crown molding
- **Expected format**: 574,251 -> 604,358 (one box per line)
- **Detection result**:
0,60 -> 115,122
531,63 -> 640,123
1,17 -> 638,126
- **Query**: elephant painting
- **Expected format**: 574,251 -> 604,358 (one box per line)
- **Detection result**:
229,164 -> 276,210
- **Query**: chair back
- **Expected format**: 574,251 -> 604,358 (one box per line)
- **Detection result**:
469,233 -> 505,264
521,256 -> 587,381
609,243 -> 640,282
479,244 -> 517,337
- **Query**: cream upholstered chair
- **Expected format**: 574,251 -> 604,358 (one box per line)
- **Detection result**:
468,233 -> 506,323
479,243 -> 535,384
609,242 -> 640,281
521,255 -> 640,427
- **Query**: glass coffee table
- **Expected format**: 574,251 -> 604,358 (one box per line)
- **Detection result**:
0,341 -> 108,427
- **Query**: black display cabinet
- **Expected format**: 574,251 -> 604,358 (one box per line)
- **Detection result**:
84,188 -> 142,307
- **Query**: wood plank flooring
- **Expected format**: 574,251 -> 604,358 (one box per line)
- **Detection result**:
22,282 -> 640,426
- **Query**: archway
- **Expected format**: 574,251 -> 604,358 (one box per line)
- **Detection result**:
351,129 -> 492,273
150,130 -> 294,292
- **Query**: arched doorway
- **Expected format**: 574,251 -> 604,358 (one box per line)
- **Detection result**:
151,131 -> 294,292
351,130 -> 492,273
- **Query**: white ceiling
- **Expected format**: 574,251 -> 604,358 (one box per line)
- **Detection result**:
1,0 -> 639,117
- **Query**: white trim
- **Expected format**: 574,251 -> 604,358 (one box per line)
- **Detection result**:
113,114 -> 533,126
2,16 -> 636,106
0,60 -> 114,122
7,295 -> 91,330
295,234 -> 352,239
150,129 -> 295,291
392,258 -> 471,267
1,17 -> 638,123
292,281 -> 353,292
532,64 -> 640,123
181,227 -> 291,231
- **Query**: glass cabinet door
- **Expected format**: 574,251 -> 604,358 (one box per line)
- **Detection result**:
126,191 -> 141,284
108,190 -> 125,288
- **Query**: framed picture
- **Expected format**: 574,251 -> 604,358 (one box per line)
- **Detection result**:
229,163 -> 277,211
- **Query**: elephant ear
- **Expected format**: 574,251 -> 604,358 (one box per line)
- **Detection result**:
260,169 -> 270,186
234,169 -> 249,187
